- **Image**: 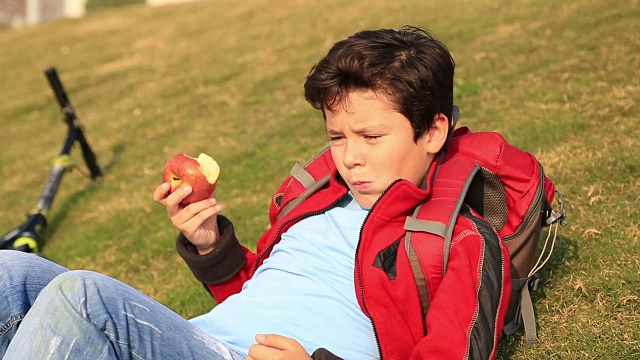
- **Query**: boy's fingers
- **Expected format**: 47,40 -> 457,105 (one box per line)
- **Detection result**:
152,183 -> 171,204
165,186 -> 192,216
247,344 -> 278,360
171,198 -> 219,227
247,335 -> 309,360
255,334 -> 299,350
178,203 -> 221,234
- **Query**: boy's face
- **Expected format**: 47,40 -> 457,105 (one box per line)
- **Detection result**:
325,90 -> 445,209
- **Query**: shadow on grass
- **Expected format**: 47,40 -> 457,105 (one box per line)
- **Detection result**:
496,233 -> 579,359
39,142 -> 126,249
101,143 -> 126,174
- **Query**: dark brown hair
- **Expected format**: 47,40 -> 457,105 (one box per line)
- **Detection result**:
304,25 -> 455,140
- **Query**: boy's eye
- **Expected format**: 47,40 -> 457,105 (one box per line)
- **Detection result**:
365,135 -> 381,140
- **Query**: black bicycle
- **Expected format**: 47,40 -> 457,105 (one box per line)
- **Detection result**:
0,67 -> 103,254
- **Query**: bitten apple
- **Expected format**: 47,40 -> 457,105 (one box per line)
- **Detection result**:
163,153 -> 220,206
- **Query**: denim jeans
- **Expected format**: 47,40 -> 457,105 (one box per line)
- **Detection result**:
0,250 -> 245,360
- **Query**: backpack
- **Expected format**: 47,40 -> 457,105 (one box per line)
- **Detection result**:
404,125 -> 566,347
279,109 -> 566,346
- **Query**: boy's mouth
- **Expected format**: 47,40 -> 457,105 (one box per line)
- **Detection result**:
352,181 -> 371,192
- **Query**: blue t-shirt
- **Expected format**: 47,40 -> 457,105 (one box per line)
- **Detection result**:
189,194 -> 378,359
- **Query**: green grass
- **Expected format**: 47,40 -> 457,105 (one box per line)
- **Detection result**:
0,0 -> 638,358
86,0 -> 144,11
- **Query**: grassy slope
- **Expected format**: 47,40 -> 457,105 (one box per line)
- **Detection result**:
0,0 -> 638,358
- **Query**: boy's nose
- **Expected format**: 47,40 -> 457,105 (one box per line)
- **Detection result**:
343,141 -> 365,169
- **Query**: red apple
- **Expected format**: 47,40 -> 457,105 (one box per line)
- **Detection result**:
163,153 -> 220,206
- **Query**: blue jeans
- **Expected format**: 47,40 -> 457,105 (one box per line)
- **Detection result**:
0,250 -> 245,360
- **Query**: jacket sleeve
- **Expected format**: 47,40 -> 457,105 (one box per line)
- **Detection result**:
310,348 -> 343,360
176,177 -> 293,303
176,214 -> 259,303
410,215 -> 512,360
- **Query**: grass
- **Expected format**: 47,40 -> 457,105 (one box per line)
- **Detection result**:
86,0 -> 145,11
0,0 -> 638,358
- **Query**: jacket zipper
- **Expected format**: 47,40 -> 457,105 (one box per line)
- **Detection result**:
356,179 -> 402,360
502,163 -> 545,243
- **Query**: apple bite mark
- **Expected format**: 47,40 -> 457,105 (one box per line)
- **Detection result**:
196,153 -> 220,185
163,153 -> 220,206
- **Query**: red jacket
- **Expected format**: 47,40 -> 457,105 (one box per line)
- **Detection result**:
177,152 -> 511,360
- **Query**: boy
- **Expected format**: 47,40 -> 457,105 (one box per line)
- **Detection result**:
0,26 -> 510,359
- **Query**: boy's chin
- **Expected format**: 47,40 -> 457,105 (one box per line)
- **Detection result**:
351,193 -> 376,210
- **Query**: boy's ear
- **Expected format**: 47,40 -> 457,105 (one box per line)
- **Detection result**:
423,113 -> 450,154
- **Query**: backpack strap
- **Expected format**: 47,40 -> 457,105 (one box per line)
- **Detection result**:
404,155 -> 480,330
503,275 -> 540,347
276,147 -> 334,222
521,276 -> 539,347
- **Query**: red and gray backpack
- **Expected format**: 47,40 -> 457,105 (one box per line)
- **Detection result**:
404,120 -> 566,347
281,107 -> 566,346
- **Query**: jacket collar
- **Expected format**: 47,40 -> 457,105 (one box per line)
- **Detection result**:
327,160 -> 438,219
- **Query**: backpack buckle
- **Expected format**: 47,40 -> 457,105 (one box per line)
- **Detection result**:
546,189 -> 567,226
528,273 -> 540,291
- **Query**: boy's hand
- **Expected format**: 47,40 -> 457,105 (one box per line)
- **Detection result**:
246,334 -> 312,360
153,182 -> 221,255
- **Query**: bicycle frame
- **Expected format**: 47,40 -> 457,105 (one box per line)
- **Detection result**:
0,67 -> 103,254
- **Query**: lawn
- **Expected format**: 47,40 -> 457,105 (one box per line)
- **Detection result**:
0,0 -> 638,358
